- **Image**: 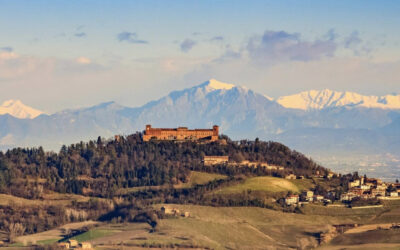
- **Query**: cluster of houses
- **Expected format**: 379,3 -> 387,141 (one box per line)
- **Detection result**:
161,206 -> 190,217
285,177 -> 400,206
58,239 -> 92,249
340,177 -> 400,201
285,190 -> 327,205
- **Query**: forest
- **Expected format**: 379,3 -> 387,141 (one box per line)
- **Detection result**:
0,132 -> 332,240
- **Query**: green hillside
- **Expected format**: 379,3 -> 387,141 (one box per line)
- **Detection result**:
214,176 -> 314,195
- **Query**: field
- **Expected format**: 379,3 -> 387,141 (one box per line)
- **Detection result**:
5,201 -> 400,249
14,221 -> 100,246
174,171 -> 227,188
213,176 -> 314,195
3,174 -> 400,249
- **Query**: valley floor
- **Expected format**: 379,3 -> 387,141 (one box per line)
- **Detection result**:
3,203 -> 400,250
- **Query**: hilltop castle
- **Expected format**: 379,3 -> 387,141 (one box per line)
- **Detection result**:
143,124 -> 219,142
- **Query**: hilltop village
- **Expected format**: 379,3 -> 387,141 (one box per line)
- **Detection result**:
143,125 -> 400,208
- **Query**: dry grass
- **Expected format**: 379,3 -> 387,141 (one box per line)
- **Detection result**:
16,221 -> 100,244
0,192 -> 99,207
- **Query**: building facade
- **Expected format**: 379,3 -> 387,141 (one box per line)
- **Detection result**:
203,156 -> 229,165
143,125 -> 219,142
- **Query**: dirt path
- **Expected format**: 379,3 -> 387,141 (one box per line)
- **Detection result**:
344,223 -> 393,234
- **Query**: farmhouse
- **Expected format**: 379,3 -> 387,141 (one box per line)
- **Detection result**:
203,156 -> 229,165
143,124 -> 219,142
68,240 -> 78,248
285,195 -> 299,205
161,206 -> 174,215
58,242 -> 70,249
79,242 -> 92,249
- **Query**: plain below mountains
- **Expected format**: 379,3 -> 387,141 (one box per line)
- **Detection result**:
0,79 -> 399,176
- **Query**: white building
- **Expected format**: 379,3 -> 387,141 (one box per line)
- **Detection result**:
285,195 -> 299,205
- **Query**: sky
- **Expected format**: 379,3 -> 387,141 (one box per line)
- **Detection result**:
1,0 -> 400,113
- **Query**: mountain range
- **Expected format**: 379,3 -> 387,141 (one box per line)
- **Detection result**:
1,79 -> 399,178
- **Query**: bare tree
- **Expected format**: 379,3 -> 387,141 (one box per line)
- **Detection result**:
6,222 -> 26,243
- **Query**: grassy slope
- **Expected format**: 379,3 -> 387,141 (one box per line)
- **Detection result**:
214,176 -> 313,195
174,171 -> 227,189
146,204 -> 361,249
11,202 -> 400,249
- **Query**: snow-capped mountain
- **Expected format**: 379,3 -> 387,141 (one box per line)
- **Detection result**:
0,99 -> 44,119
0,79 -> 399,174
277,89 -> 400,110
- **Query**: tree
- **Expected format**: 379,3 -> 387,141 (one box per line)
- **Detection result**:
6,222 -> 26,243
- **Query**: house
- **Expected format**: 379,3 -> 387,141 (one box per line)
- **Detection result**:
203,156 -> 229,166
182,211 -> 190,217
68,240 -> 78,248
285,195 -> 299,205
161,206 -> 174,215
361,193 -> 373,199
340,192 -> 357,201
348,180 -> 360,188
313,195 -> 324,202
360,185 -> 370,190
327,172 -> 334,179
371,189 -> 386,197
161,206 -> 182,216
366,178 -> 383,186
390,192 -> 399,197
303,191 -> 314,199
79,242 -> 92,249
285,174 -> 296,180
58,242 -> 69,249
349,187 -> 363,196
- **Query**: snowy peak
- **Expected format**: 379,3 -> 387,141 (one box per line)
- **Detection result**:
277,89 -> 400,110
0,99 -> 44,119
200,79 -> 235,92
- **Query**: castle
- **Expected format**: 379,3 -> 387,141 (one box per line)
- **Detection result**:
143,125 -> 219,142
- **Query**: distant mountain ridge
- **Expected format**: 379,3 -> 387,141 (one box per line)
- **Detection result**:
277,89 -> 400,110
2,82 -> 400,121
0,80 -> 399,165
0,99 -> 43,119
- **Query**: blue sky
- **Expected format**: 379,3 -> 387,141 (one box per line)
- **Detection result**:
1,0 -> 400,112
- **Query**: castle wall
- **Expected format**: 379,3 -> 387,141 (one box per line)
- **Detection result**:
143,125 -> 219,142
